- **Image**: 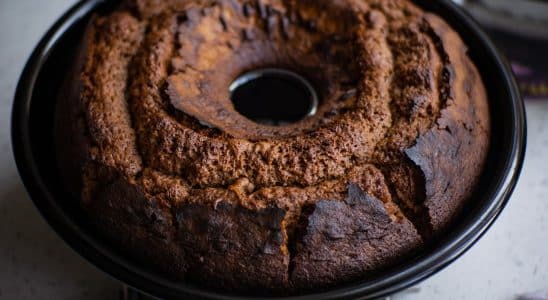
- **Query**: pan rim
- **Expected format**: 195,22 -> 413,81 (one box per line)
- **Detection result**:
11,0 -> 526,299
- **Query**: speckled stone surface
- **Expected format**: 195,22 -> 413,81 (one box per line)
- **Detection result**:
0,1 -> 547,299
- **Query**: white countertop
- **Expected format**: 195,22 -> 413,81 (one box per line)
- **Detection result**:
0,1 -> 547,299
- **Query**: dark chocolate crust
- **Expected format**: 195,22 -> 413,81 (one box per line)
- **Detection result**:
55,0 -> 490,293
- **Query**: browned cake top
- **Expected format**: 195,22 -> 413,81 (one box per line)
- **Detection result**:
58,0 -> 491,292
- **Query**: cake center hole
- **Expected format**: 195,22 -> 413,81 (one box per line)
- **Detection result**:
229,68 -> 318,126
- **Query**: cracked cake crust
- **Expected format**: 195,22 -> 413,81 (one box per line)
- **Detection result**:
55,0 -> 490,293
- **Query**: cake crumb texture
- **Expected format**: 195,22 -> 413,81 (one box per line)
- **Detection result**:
55,0 -> 491,293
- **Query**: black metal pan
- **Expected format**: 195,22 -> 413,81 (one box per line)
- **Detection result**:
12,0 -> 526,299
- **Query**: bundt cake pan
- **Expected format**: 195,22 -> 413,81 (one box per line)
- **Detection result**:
12,0 -> 525,299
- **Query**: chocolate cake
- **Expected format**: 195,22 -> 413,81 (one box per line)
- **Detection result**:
55,0 -> 491,293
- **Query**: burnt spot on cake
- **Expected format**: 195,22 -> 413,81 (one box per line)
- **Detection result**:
290,184 -> 422,290
174,201 -> 289,291
87,177 -> 187,279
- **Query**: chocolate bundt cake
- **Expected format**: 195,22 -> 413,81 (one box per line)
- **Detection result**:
55,0 -> 491,293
